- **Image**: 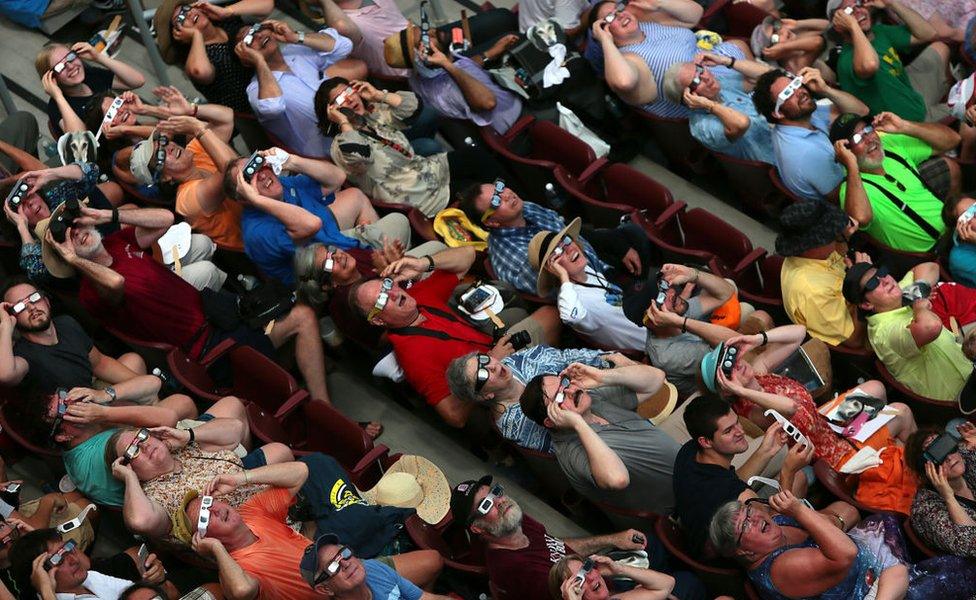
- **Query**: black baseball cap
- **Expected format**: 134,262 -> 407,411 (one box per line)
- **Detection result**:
829,112 -> 872,144
449,475 -> 493,525
299,532 -> 342,586
842,262 -> 878,305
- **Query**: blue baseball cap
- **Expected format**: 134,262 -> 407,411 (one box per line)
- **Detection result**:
299,532 -> 341,587
700,342 -> 726,393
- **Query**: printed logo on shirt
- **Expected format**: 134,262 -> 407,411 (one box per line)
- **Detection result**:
330,478 -> 365,511
545,533 -> 567,564
123,243 -> 145,260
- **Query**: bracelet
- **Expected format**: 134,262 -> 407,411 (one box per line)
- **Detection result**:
682,316 -> 689,333
195,127 -> 209,140
425,255 -> 435,272
728,57 -> 736,69
760,331 -> 768,346
110,207 -> 119,225
187,428 -> 195,444
693,268 -> 700,283
480,52 -> 490,64
243,470 -> 250,484
297,31 -> 306,45
191,103 -> 199,117
381,90 -> 390,104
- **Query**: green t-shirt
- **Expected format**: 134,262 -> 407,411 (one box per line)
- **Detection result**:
840,132 -> 943,253
837,24 -> 925,121
866,273 -> 969,401
63,428 -> 124,507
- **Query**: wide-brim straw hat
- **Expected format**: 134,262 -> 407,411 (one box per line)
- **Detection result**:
360,455 -> 450,525
527,217 -> 582,296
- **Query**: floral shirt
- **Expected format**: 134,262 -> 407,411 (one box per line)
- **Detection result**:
910,447 -> 976,558
143,444 -> 266,541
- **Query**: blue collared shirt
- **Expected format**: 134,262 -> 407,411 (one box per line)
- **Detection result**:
247,28 -> 352,157
488,201 -> 608,294
772,103 -> 844,201
689,68 -> 775,165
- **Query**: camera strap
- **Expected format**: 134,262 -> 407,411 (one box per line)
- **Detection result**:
389,304 -> 493,347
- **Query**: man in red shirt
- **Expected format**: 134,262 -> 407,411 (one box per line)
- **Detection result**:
349,246 -> 560,427
39,220 -> 332,405
449,475 -> 650,600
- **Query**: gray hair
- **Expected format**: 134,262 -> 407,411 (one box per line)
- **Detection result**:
446,351 -> 482,404
663,62 -> 692,105
709,500 -> 745,557
293,243 -> 328,307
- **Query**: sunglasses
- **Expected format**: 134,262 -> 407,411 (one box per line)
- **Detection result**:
315,245 -> 338,286
6,178 -> 30,211
472,484 -> 504,521
367,278 -> 394,321
552,376 -> 571,405
197,495 -> 214,537
763,409 -> 813,449
120,428 -> 150,465
44,539 -> 77,570
841,0 -> 864,14
719,344 -> 739,378
474,353 -> 491,392
56,504 -> 97,535
603,4 -> 625,24
882,173 -> 906,193
314,546 -> 353,586
850,125 -> 875,146
688,63 -> 705,92
332,86 -> 355,107
243,24 -> 269,46
173,4 -> 193,27
773,75 -> 804,117
8,291 -> 43,316
149,134 -> 170,182
548,236 -> 575,261
736,498 -> 770,546
859,265 -> 889,296
573,557 -> 595,591
49,389 -> 68,442
51,52 -> 78,75
480,179 -> 507,222
242,152 -> 266,183
767,19 -> 782,46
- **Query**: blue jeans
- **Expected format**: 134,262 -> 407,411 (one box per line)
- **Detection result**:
404,104 -> 443,156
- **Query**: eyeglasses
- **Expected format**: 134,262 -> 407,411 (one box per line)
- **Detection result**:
6,178 -> 30,211
735,498 -> 770,546
316,245 -> 338,286
480,179 -> 507,222
859,265 -> 889,296
367,278 -> 394,321
763,409 -> 813,449
850,125 -> 875,146
8,291 -> 43,316
94,96 -> 126,143
121,428 -> 151,465
51,52 -> 78,75
314,546 -> 353,586
474,354 -> 491,392
688,63 -> 705,92
548,236 -> 575,262
552,376 -> 571,405
573,557 -> 595,591
883,173 -> 906,193
773,76 -> 804,117
243,24 -> 269,46
767,19 -> 782,46
173,4 -> 193,27
49,389 -> 68,442
149,133 -> 170,182
603,4 -> 625,24
242,152 -> 266,183
197,495 -> 214,537
472,484 -> 504,521
332,86 -> 354,107
841,0 -> 863,14
44,539 -> 77,570
56,504 -> 97,535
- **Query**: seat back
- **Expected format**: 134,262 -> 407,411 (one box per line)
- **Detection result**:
873,360 -> 956,424
553,166 -> 633,229
103,324 -> 174,372
245,401 -> 299,447
510,443 -> 572,503
713,153 -> 784,218
166,346 -> 222,403
299,401 -> 381,483
855,234 -> 934,281
653,517 -> 748,598
406,514 -> 488,576
526,120 -> 597,178
903,519 -> 939,558
631,111 -> 709,176
591,500 -> 659,532
734,253 -> 785,320
812,459 -> 862,508
681,208 -> 754,276
0,403 -> 62,458
600,163 -> 675,218
767,167 -> 806,206
227,345 -> 301,413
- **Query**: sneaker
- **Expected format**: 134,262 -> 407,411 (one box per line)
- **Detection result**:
58,474 -> 76,493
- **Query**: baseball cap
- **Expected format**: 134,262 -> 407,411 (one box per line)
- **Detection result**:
948,73 -> 976,122
129,139 -> 157,186
828,112 -> 871,144
298,532 -> 342,586
842,262 -> 877,305
825,0 -> 843,18
449,475 -> 493,525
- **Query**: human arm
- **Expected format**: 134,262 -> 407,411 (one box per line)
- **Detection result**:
741,325 -> 807,374
549,401 -> 630,489
237,170 -> 322,241
909,261 -> 939,288
267,19 -> 342,53
46,229 -> 125,304
309,0 -> 362,44
877,0 -> 935,42
383,246 -> 477,280
589,556 -> 674,599
40,71 -> 86,133
563,529 -> 648,556
194,536 -> 260,600
630,0 -> 703,27
210,0 -> 275,18
835,140 -> 873,226
907,297 -> 944,348
67,374 -> 161,406
594,21 -> 653,102
470,33 -> 520,67
925,461 -> 976,527
274,151 -> 346,193
183,29 -> 216,84
873,111 -> 960,153
70,41 -> 145,90
832,10 -> 880,78
29,554 -> 59,600
89,347 -> 141,385
206,460 -> 308,497
428,49 -> 497,112
763,35 -> 825,61
736,423 -> 787,482
243,48 -> 284,101
149,88 -> 237,143
112,458 -> 173,537
73,204 -> 174,250
150,418 -> 247,453
698,52 -> 773,81
64,401 -> 179,428
685,90 -> 751,141
0,308 -> 29,386
562,362 -> 665,398
663,263 -> 734,313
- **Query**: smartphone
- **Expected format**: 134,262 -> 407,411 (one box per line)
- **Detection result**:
508,330 -> 531,351
923,432 -> 958,466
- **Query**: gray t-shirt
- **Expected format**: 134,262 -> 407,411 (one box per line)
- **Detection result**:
551,385 -> 680,514
644,297 -> 712,396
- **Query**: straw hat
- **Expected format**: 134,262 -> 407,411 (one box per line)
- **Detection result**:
526,217 -> 582,296
383,26 -> 420,69
154,0 -> 194,65
34,198 -> 91,279
360,455 -> 449,525
171,489 -> 201,545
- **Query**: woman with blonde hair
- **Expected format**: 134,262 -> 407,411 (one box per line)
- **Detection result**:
548,553 -> 676,600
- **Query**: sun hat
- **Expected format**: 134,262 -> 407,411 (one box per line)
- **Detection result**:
842,262 -> 878,305
699,342 -> 727,393
171,489 -> 202,545
383,26 -> 420,69
360,455 -> 450,525
774,201 -> 850,257
526,217 -> 582,296
129,137 -> 159,186
153,0 -> 194,65
34,198 -> 91,279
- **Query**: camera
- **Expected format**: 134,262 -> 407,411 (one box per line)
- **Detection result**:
48,198 -> 83,243
720,344 -> 739,378
508,330 -> 531,351
5,179 -> 29,211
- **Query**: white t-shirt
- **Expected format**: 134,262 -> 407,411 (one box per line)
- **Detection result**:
518,0 -> 588,32
54,570 -> 133,599
557,267 -> 646,352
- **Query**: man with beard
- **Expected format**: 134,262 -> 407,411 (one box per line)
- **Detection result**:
451,476 -> 704,600
831,111 -> 961,253
752,67 -> 868,201
0,277 -> 152,395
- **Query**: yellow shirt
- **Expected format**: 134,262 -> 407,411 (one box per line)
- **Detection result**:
781,252 -> 854,346
866,272 -> 969,401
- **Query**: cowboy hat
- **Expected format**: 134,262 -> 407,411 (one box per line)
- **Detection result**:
360,455 -> 449,525
527,217 -> 582,296
34,198 -> 91,279
154,0 -> 194,65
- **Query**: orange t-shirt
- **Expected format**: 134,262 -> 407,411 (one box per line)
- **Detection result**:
233,488 -> 325,600
175,139 -> 245,251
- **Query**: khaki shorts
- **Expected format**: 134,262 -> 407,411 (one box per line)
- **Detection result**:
906,44 -> 951,122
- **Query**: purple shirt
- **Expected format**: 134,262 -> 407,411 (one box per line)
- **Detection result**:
408,57 -> 523,133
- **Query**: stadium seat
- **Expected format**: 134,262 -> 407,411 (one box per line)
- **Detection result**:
712,152 -> 786,218
680,208 -> 758,277
729,250 -> 786,320
903,519 -> 939,559
591,500 -> 660,533
852,233 -> 935,281
627,208 -> 724,274
0,141 -> 46,177
811,459 -> 871,512
654,516 -> 748,598
405,513 -> 489,576
630,110 -> 710,177
0,402 -> 62,458
767,167 -> 806,206
103,324 -> 174,372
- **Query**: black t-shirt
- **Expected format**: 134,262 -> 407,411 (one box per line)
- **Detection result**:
46,65 -> 115,137
13,315 -> 94,393
190,17 -> 254,113
672,440 -> 748,554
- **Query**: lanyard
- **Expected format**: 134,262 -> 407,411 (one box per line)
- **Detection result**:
389,305 -> 492,347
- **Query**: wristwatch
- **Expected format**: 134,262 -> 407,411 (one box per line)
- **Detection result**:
297,31 -> 306,45
104,386 -> 117,403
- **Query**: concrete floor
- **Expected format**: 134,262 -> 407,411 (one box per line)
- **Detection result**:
0,0 -> 777,554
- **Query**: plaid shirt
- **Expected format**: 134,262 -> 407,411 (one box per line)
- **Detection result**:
488,201 -> 608,294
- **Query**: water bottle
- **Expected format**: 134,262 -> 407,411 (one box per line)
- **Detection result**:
544,182 -> 565,211
463,136 -> 476,147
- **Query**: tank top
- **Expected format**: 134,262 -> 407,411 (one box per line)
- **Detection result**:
617,21 -> 696,118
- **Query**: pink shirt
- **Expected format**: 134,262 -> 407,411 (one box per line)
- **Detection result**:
343,0 -> 411,79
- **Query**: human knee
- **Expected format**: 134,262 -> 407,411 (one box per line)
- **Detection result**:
260,442 -> 294,464
858,379 -> 887,400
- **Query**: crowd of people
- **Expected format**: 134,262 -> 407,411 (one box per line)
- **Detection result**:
0,0 -> 975,597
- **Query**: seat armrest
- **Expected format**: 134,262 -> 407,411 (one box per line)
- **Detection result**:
730,247 -> 768,278
198,338 -> 238,367
652,200 -> 687,229
576,158 -> 610,187
273,390 -> 311,420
